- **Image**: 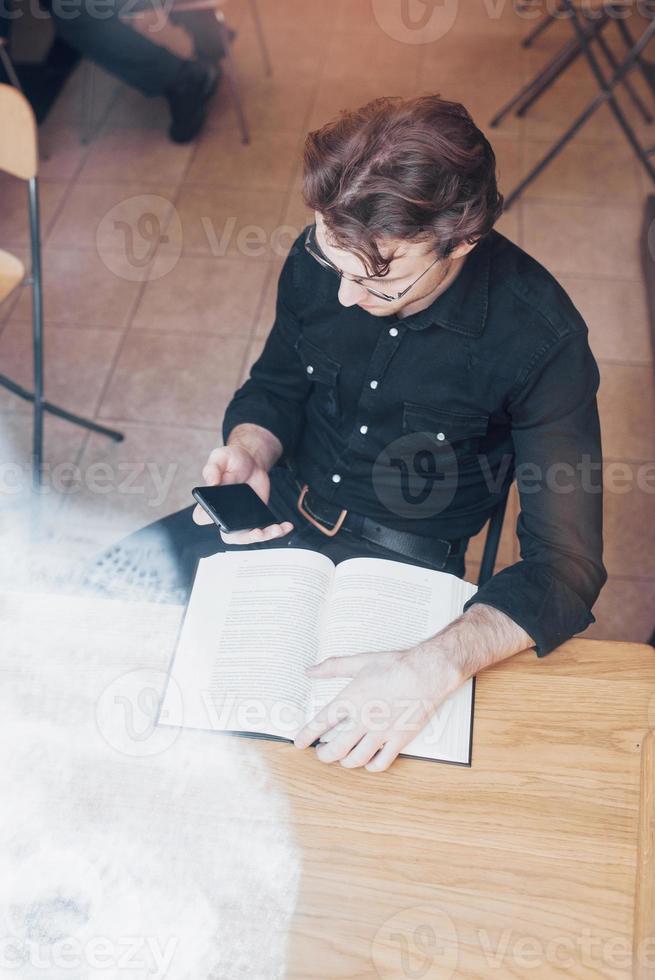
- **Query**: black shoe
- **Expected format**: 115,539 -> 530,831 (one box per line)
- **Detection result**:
166,60 -> 220,145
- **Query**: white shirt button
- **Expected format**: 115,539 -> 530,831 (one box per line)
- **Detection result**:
369,380 -> 378,390
359,425 -> 368,435
437,432 -> 446,441
306,365 -> 314,375
388,327 -> 399,337
332,473 -> 341,483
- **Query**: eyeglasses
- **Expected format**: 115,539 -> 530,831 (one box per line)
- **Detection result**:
304,224 -> 442,303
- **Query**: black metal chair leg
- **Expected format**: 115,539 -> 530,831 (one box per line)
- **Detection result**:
490,34 -> 582,127
615,16 -> 655,99
517,11 -> 618,119
504,11 -> 655,209
22,177 -> 124,487
28,177 -> 44,489
491,11 -> 617,129
503,96 -> 601,208
514,35 -> 586,118
520,1 -> 566,49
565,0 -> 655,182
478,489 -> 511,587
595,29 -> 653,124
0,374 -> 124,441
522,12 -> 556,49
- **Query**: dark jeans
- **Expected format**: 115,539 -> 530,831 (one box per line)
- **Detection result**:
83,464 -> 469,605
43,0 -> 225,96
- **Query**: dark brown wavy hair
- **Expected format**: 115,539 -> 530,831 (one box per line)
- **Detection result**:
302,95 -> 503,277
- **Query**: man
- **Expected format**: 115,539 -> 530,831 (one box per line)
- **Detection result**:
90,95 -> 606,771
41,0 -> 227,142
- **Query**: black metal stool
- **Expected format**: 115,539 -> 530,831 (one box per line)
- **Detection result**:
492,1 -> 655,209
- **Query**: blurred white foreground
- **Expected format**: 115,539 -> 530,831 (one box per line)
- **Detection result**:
0,494 -> 300,980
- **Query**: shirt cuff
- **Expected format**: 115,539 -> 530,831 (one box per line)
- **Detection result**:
463,562 -> 596,657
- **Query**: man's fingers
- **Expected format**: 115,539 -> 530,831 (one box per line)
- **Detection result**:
220,521 -> 294,546
207,446 -> 231,467
294,700 -> 352,749
315,725 -> 367,765
365,739 -> 403,773
340,733 -> 387,769
203,447 -> 249,486
202,462 -> 222,485
192,503 -> 214,525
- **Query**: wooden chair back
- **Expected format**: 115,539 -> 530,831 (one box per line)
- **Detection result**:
0,83 -> 38,180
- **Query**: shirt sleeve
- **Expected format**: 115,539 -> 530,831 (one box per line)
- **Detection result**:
463,329 -> 607,656
222,251 -> 310,457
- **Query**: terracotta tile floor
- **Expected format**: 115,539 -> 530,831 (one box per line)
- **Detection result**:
1,0 -> 654,641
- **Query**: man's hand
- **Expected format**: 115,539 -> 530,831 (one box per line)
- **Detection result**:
293,643 -> 465,772
193,443 -> 293,545
294,604 -> 534,773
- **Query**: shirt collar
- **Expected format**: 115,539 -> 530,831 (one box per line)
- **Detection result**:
395,231 -> 493,337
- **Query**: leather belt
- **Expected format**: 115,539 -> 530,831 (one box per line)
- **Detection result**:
296,482 -> 464,569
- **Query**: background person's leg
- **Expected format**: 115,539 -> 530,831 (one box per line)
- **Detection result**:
169,9 -> 227,64
81,465 -> 312,604
43,0 -> 182,95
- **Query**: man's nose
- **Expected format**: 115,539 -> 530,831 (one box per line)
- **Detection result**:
338,278 -> 369,307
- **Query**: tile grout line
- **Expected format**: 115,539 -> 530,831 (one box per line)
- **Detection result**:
80,36 -> 307,455
78,202 -> 190,464
231,7 -> 338,394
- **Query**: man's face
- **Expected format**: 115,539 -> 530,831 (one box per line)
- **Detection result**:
313,212 -> 465,318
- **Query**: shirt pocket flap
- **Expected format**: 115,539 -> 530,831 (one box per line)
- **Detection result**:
402,402 -> 489,443
296,336 -> 341,383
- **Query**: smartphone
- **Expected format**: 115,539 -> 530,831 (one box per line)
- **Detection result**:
192,483 -> 280,533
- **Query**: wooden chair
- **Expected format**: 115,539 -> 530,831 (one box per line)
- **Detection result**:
0,84 -> 123,488
82,0 -> 271,145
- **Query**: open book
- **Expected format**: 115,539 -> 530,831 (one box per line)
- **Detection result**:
158,549 -> 477,765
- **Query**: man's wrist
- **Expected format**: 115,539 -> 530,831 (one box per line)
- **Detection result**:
226,423 -> 283,472
416,603 -> 534,683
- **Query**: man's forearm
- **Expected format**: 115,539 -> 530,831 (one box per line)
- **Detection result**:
226,423 -> 284,472
420,603 -> 535,682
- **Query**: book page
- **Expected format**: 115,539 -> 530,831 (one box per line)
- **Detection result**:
160,548 -> 335,740
307,557 -> 477,763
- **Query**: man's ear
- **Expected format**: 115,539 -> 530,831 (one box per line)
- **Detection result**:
450,238 -> 479,260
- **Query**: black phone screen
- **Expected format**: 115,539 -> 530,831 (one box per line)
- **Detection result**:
192,484 -> 279,533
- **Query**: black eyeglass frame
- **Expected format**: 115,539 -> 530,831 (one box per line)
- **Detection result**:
303,224 -> 443,303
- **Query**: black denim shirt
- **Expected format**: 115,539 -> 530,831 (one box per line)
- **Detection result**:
223,229 -> 607,656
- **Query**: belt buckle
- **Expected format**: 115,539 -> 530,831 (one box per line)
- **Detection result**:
297,484 -> 348,537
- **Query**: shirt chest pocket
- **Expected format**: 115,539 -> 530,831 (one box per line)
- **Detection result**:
295,335 -> 342,421
402,402 -> 488,465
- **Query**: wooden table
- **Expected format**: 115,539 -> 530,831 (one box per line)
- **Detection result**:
245,639 -> 655,979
